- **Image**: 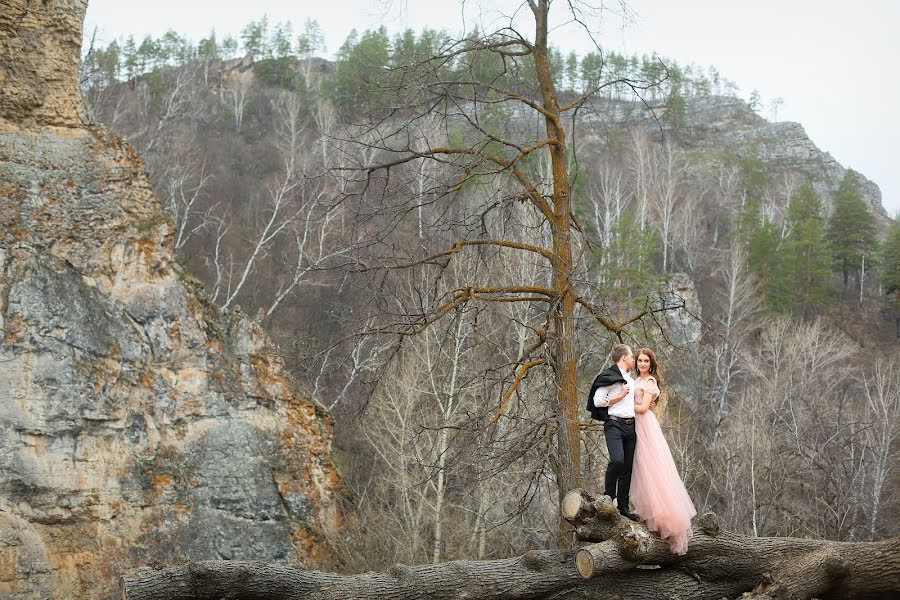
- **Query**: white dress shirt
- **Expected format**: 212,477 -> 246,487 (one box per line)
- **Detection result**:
592,365 -> 635,418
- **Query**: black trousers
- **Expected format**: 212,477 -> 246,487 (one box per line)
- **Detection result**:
603,419 -> 636,509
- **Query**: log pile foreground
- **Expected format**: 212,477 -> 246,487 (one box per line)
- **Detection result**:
123,488 -> 900,600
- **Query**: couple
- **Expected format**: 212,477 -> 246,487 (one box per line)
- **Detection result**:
588,344 -> 696,555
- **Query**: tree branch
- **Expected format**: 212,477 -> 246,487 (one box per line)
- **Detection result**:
490,357 -> 546,424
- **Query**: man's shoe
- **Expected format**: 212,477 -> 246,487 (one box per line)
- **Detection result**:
619,509 -> 639,522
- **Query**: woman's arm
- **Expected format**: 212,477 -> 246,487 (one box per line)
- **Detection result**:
634,378 -> 659,414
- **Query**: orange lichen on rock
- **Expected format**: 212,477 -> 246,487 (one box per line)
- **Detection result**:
3,315 -> 25,344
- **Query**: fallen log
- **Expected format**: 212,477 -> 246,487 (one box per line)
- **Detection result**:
122,489 -> 900,600
564,488 -> 900,598
120,556 -> 747,600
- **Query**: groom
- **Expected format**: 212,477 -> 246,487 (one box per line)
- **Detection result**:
589,343 -> 639,521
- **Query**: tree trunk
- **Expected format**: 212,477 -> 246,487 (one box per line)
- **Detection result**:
529,0 -> 581,543
123,489 -> 900,600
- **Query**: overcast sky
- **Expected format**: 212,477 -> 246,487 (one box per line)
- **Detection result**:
84,0 -> 899,216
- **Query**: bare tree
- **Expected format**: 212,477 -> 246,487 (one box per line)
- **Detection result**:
223,69 -> 253,132
220,168 -> 302,311
139,65 -> 196,157
861,356 -> 900,541
585,156 -> 629,257
709,241 -> 761,428
159,160 -> 217,251
329,4 -> 677,544
627,126 -> 655,233
671,184 -> 710,275
651,141 -> 683,272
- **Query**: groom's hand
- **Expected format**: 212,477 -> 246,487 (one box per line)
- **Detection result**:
614,384 -> 630,402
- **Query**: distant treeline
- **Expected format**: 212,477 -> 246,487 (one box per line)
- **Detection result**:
82,17 -> 747,110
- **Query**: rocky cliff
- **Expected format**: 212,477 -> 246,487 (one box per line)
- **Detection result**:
580,94 -> 888,219
0,2 -> 339,598
683,95 -> 887,218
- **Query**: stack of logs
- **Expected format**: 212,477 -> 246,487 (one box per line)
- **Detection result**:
122,489 -> 900,599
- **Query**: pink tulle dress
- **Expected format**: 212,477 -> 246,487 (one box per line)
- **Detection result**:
630,376 -> 696,555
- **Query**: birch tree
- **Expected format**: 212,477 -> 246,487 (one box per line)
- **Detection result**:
652,141 -> 683,272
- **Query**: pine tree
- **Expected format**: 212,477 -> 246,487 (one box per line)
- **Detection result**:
329,28 -> 391,111
881,218 -> 900,336
600,214 -> 658,322
198,30 -> 219,60
137,35 -> 158,71
826,170 -> 878,299
159,30 -> 187,66
565,51 -> 578,91
882,219 -> 900,294
241,17 -> 269,59
785,183 -> 831,316
123,35 -> 138,80
271,21 -> 293,59
747,217 -> 789,311
221,35 -> 239,59
579,52 -> 602,90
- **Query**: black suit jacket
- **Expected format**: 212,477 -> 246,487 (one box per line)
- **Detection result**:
586,364 -> 627,421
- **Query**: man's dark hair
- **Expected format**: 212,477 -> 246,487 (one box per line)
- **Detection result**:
611,343 -> 632,363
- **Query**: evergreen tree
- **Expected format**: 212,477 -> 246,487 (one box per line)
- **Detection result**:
329,28 -> 391,111
241,16 -> 269,59
392,29 -> 417,66
784,183 -> 831,316
159,30 -> 187,65
549,47 -> 564,91
881,218 -> 900,335
271,21 -> 293,59
826,170 -> 878,298
198,30 -> 219,59
413,28 -> 443,59
137,35 -> 158,71
738,151 -> 768,199
748,89 -> 761,113
221,35 -> 239,59
295,19 -> 325,59
579,51 -> 602,90
600,214 -> 659,321
747,217 -> 789,311
664,79 -> 687,132
882,218 -> 900,294
565,51 -> 578,91
123,35 -> 138,80
93,40 -> 120,86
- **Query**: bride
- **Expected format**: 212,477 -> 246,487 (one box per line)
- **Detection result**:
630,347 -> 696,555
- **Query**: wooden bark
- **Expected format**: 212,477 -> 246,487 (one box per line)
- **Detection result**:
124,489 -> 900,600
528,0 -> 582,541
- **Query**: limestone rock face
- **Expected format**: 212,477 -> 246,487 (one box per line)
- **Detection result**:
661,273 -> 702,347
0,0 -> 87,127
682,96 -> 887,218
0,3 -> 339,599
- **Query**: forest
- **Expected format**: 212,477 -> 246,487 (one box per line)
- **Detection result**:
75,3 -> 900,595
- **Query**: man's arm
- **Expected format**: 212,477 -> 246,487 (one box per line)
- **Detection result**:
593,383 -> 629,407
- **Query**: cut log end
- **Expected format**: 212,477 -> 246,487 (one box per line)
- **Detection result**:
697,511 -> 721,537
562,489 -> 591,520
575,548 -> 598,579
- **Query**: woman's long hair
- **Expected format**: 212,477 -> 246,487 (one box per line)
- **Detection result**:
636,347 -> 664,387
